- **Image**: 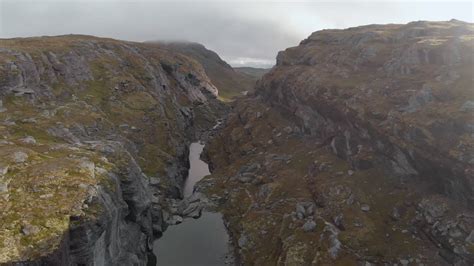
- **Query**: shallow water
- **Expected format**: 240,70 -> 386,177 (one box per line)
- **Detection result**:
152,142 -> 232,266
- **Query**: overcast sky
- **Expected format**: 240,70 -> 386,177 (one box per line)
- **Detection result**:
1,0 -> 472,68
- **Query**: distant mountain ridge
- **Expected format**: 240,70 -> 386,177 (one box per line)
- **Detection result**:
234,67 -> 270,79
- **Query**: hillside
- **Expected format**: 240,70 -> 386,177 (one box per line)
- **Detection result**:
234,67 -> 270,79
0,35 -> 225,264
202,20 -> 474,265
156,42 -> 258,99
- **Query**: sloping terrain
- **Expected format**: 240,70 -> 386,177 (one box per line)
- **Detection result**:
0,35 -> 225,264
234,67 -> 270,80
1,20 -> 473,266
157,42 -> 258,99
202,20 -> 474,265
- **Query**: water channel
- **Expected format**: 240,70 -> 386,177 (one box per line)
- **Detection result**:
151,142 -> 233,266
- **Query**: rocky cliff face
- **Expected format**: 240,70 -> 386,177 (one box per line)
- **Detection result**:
156,42 -> 259,99
203,20 -> 474,265
0,35 -> 224,264
264,20 -> 474,205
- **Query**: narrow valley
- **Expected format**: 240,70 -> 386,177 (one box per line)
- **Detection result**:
0,12 -> 472,266
151,142 -> 233,266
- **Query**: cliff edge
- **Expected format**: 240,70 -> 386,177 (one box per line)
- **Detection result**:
203,20 -> 474,265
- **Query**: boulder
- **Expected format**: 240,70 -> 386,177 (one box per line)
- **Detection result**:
12,87 -> 35,96
399,259 -> 409,266
0,181 -> 8,193
21,223 -> 40,236
20,136 -> 36,144
0,100 -> 6,113
361,204 -> 371,212
167,215 -> 183,225
149,176 -> 161,186
333,214 -> 344,230
401,86 -> 433,113
302,220 -> 316,232
465,230 -> 474,245
12,151 -> 28,163
238,173 -> 255,183
295,202 -> 315,219
239,163 -> 261,174
323,223 -> 341,259
283,126 -> 293,134
460,101 -> 474,112
0,165 -> 8,176
391,207 -> 401,221
238,234 -> 249,249
182,202 -> 202,218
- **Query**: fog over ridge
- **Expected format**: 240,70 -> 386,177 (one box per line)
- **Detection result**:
1,0 -> 472,68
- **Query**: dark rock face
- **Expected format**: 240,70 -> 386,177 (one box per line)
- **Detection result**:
156,41 -> 259,98
0,35 -> 225,264
203,20 -> 474,265
259,20 -> 474,207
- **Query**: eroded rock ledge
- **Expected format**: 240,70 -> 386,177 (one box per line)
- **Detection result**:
0,35 -> 225,265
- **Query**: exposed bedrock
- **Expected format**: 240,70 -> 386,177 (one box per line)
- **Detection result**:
203,20 -> 474,265
258,20 -> 473,207
0,35 -> 226,265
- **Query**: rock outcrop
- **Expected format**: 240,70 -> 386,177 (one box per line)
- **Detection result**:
203,20 -> 474,265
156,41 -> 260,99
0,35 -> 224,264
261,20 -> 473,205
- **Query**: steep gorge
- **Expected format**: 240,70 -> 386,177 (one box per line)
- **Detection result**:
155,42 -> 261,100
1,19 -> 473,266
0,35 -> 226,264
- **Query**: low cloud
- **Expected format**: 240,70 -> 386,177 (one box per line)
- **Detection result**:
1,0 -> 472,68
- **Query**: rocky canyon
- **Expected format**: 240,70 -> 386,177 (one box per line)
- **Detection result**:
0,19 -> 473,265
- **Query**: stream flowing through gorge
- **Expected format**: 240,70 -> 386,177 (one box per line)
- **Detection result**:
151,142 -> 233,266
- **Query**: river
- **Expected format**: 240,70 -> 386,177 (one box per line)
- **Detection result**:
151,142 -> 233,266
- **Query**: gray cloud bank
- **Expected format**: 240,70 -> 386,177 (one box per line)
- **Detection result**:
1,0 -> 472,68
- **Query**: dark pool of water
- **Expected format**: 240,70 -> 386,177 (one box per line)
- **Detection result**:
153,212 -> 232,266
151,142 -> 232,266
